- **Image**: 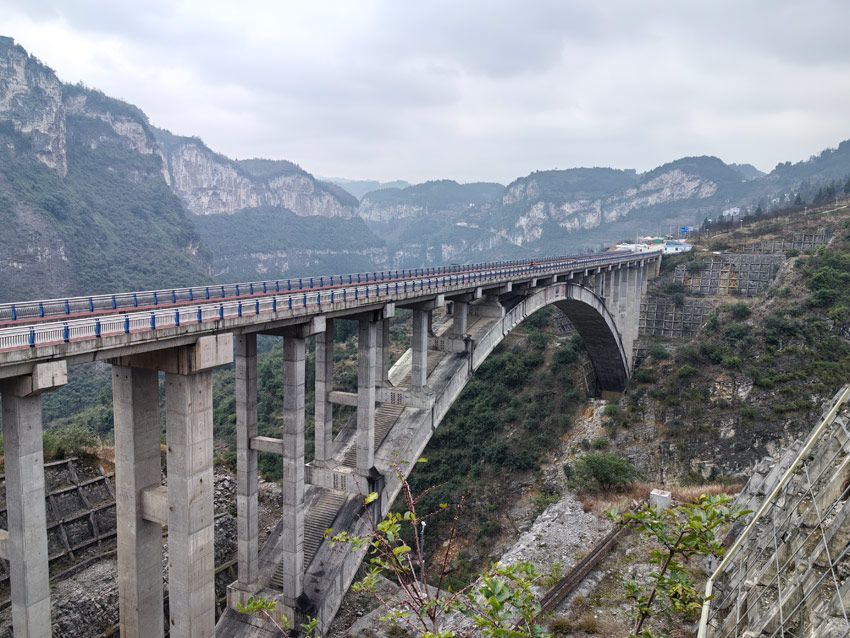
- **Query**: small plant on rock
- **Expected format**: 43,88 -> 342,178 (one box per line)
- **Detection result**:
608,493 -> 750,637
327,460 -> 551,638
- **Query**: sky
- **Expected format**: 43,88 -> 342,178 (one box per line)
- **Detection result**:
3,0 -> 850,185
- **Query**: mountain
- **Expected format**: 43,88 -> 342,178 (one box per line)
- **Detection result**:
322,177 -> 411,200
358,179 -> 505,264
3,34 -> 850,301
355,151 -> 850,264
0,37 -> 387,298
729,163 -> 766,181
0,37 -> 212,301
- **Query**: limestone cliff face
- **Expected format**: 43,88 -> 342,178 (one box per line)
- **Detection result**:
63,89 -> 170,183
358,202 -> 425,223
159,136 -> 358,218
0,36 -> 67,175
502,167 -> 719,246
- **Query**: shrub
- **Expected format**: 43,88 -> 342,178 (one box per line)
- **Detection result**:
648,344 -> 668,360
632,369 -> 658,384
603,403 -> 619,417
571,453 -> 640,492
721,355 -> 742,370
592,437 -> 608,450
43,424 -> 99,459
728,302 -> 752,320
675,364 -> 698,379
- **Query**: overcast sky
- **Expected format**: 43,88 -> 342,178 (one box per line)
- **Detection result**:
3,1 -> 850,185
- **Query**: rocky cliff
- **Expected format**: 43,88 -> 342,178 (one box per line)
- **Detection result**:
156,131 -> 359,218
0,36 -> 67,176
0,37 -> 212,300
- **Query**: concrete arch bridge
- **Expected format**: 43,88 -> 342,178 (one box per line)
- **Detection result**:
0,250 -> 660,637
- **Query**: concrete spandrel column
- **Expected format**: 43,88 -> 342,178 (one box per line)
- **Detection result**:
166,370 -> 216,638
1,360 -> 66,638
113,365 -> 164,638
357,320 -> 377,473
411,308 -> 429,389
452,301 -> 468,336
602,271 -> 614,310
314,320 -> 334,466
235,334 -> 259,590
282,334 -> 306,606
617,268 -> 629,339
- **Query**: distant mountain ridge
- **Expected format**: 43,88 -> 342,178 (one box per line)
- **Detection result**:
1,35 -> 849,300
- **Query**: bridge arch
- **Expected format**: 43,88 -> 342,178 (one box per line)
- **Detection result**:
469,282 -> 630,395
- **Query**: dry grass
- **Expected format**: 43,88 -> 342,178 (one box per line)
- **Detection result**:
578,481 -> 741,515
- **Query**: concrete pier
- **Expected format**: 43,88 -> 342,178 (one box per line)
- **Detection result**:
0,361 -> 66,638
234,333 -> 259,591
281,333 -> 306,607
110,334 -> 232,638
314,320 -> 334,467
113,365 -> 165,638
357,320 -> 377,473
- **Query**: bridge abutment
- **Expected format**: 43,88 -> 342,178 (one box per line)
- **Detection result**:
0,361 -> 66,638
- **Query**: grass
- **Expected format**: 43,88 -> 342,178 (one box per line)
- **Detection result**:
577,481 -> 742,516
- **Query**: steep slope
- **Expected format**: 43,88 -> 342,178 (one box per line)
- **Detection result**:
0,38 -> 212,301
154,130 -> 359,219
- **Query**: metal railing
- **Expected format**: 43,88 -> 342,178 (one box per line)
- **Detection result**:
0,252 -> 631,324
0,251 -> 660,355
697,384 -> 850,637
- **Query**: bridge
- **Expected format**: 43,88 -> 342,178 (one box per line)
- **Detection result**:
0,250 -> 661,637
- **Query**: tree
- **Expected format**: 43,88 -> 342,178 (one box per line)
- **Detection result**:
328,461 -> 550,638
794,192 -> 804,206
566,453 -> 640,492
844,175 -> 850,196
609,493 -> 750,637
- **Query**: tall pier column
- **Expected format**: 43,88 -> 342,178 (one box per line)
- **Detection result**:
0,361 -> 66,638
314,319 -> 334,467
357,320 -> 377,474
235,334 -> 259,590
281,332 -> 306,607
411,309 -> 429,389
166,370 -> 216,638
111,334 -> 232,638
113,365 -> 164,638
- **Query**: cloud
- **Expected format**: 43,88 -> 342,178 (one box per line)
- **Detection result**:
2,0 -> 850,183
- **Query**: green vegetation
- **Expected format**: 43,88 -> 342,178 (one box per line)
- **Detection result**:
194,206 -> 384,281
329,465 -> 550,638
612,494 -> 750,638
0,121 -> 211,300
566,453 -> 640,493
